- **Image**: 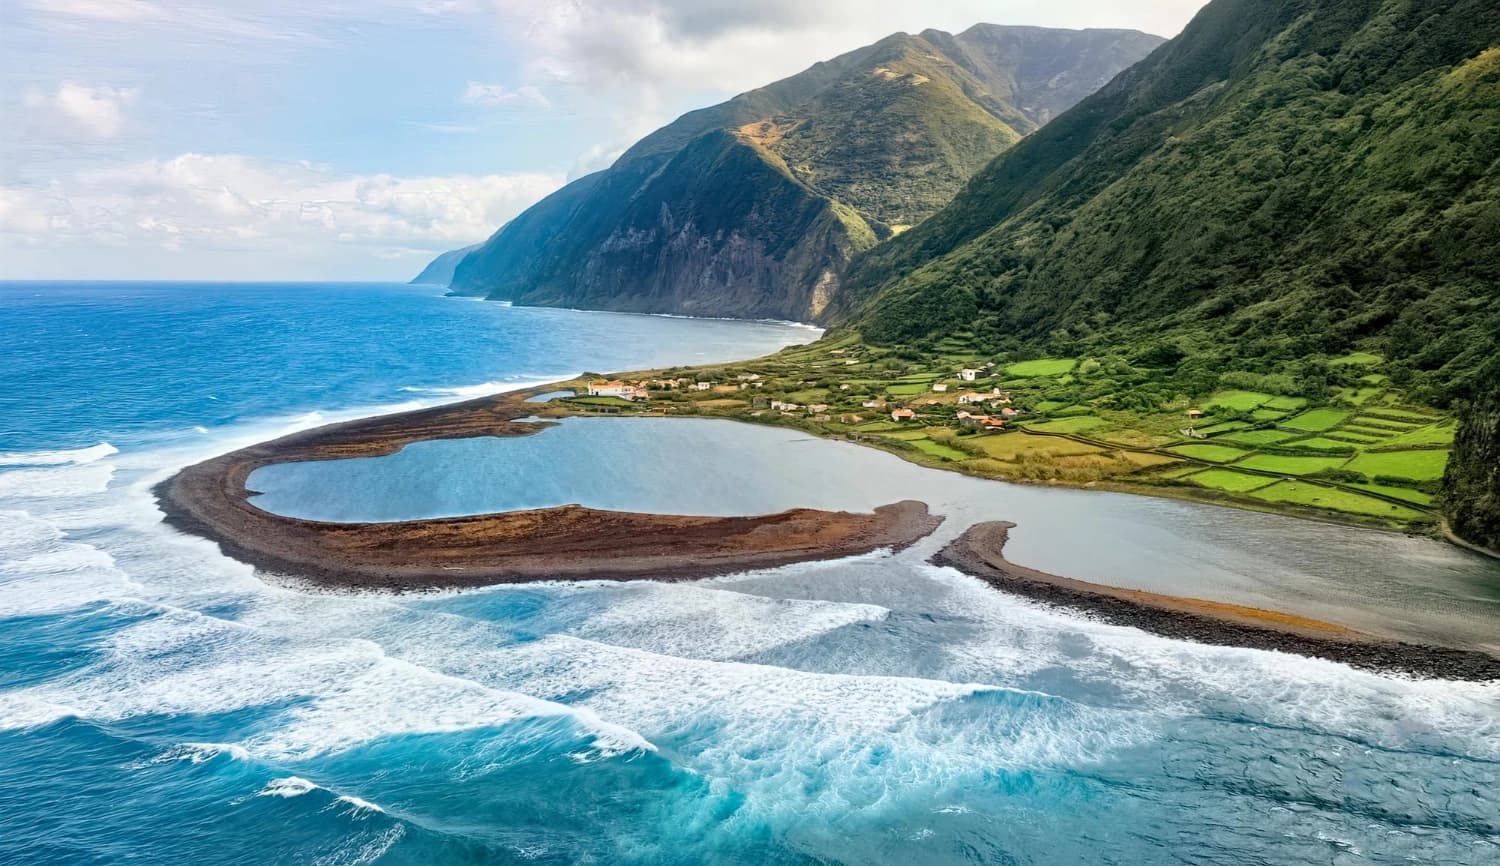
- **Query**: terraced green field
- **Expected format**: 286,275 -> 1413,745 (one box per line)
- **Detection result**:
1025,416 -> 1107,434
1004,358 -> 1076,378
1345,449 -> 1450,482
1205,390 -> 1273,411
1349,482 -> 1435,507
1249,482 -> 1425,520
1195,421 -> 1250,435
1232,453 -> 1351,475
1379,424 -> 1457,448
1281,408 -> 1351,432
1168,443 -> 1251,463
1185,469 -> 1276,493
1218,429 -> 1297,446
1282,437 -> 1358,452
909,438 -> 969,461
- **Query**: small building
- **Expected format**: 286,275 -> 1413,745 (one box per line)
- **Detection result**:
839,413 -> 864,424
813,414 -> 831,422
1186,409 -> 1205,420
959,369 -> 981,382
1000,407 -> 1021,419
960,413 -> 1007,431
808,404 -> 830,414
862,398 -> 887,409
587,380 -> 634,399
957,392 -> 987,405
931,383 -> 949,393
694,382 -> 713,391
892,408 -> 916,422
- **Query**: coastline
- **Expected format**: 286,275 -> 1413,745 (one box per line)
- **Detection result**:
932,521 -> 1500,681
153,372 -> 1498,679
154,386 -> 941,591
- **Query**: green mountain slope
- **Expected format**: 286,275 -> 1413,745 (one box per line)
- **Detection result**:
438,25 -> 1162,320
841,0 -> 1500,405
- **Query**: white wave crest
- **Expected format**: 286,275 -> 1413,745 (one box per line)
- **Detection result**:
259,776 -> 319,798
0,462 -> 115,497
0,442 -> 118,466
398,377 -> 561,399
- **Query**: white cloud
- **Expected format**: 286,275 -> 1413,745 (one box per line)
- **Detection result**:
0,153 -> 562,267
486,0 -> 1204,95
23,82 -> 139,139
28,0 -> 160,20
460,81 -> 549,109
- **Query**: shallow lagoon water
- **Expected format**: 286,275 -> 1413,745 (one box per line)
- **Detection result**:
250,416 -> 1500,651
3,283 -> 1500,865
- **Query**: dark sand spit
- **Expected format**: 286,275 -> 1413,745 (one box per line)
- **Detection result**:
154,389 -> 942,590
933,521 -> 1500,681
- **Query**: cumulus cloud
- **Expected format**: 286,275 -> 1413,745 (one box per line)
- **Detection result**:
23,82 -> 139,139
460,81 -> 549,108
486,0 -> 1203,94
0,153 -> 561,259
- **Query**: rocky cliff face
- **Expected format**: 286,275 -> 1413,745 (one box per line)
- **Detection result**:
1443,356 -> 1500,552
428,25 -> 1162,321
409,244 -> 478,285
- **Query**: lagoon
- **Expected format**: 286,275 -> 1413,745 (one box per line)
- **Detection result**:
247,416 -> 1500,653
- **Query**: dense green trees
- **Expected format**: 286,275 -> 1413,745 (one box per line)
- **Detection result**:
1442,353 -> 1500,551
838,0 -> 1499,408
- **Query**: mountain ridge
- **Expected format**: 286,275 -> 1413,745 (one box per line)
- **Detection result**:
838,0 -> 1499,404
417,25 -> 1164,320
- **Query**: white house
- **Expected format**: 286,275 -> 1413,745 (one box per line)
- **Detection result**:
891,408 -> 916,422
959,369 -> 981,381
957,392 -> 987,405
931,383 -> 949,393
588,381 -> 634,398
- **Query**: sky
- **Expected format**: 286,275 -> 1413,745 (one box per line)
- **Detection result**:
0,1 -> 1209,281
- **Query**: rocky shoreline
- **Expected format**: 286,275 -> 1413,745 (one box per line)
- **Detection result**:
932,521 -> 1500,681
154,388 -> 942,591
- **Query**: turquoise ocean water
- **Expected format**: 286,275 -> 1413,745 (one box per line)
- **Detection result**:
1,281 -> 1497,865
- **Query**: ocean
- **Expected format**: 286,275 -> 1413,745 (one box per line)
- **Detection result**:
1,281 -> 1496,865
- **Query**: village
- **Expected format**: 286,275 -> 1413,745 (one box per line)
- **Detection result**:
545,332 -> 1455,530
581,363 -> 1023,431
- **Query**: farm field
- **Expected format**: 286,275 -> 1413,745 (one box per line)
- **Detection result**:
1167,443 -> 1250,463
611,335 -> 1451,528
1218,429 -> 1297,446
1205,390 -> 1273,411
1005,358 -> 1076,377
1184,469 -> 1277,493
1345,449 -> 1450,482
1249,482 -> 1425,521
1232,453 -> 1351,475
1025,416 -> 1108,435
1281,408 -> 1350,432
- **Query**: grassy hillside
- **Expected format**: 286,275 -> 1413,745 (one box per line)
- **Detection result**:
840,0 -> 1499,409
441,25 -> 1162,321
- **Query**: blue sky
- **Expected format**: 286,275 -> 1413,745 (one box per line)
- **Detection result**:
0,1 -> 1208,281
